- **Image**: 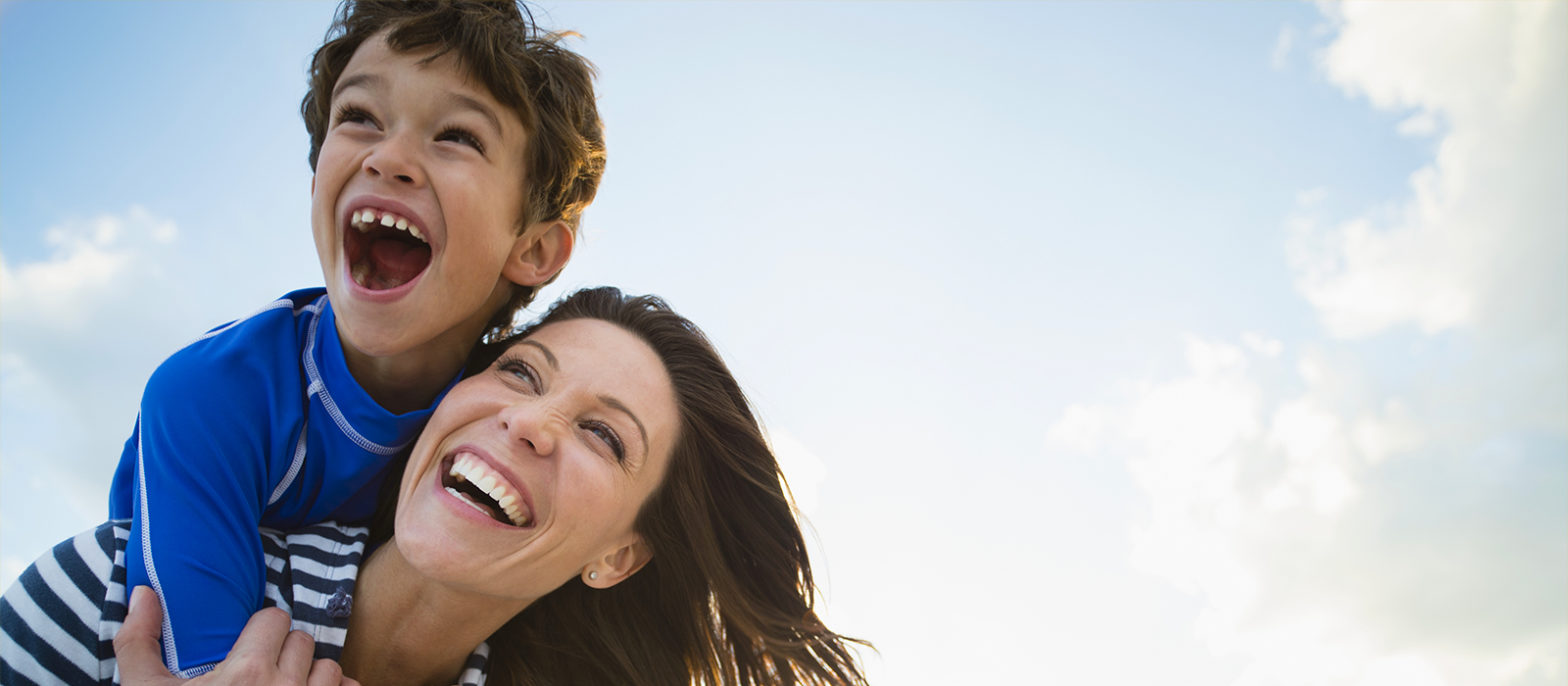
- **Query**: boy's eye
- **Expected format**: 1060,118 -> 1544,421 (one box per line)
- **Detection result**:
436,126 -> 486,155
333,104 -> 378,128
581,420 -> 626,463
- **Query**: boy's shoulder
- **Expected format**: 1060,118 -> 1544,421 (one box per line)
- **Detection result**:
187,287 -> 327,347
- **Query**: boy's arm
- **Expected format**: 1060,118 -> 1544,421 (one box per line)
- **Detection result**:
115,587 -> 359,686
119,344 -> 286,677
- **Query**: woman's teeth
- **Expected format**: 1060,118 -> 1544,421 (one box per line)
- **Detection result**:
350,207 -> 426,242
445,487 -> 496,519
449,453 -> 530,526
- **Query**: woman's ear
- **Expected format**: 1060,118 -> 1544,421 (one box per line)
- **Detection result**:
582,536 -> 653,589
503,219 -> 574,287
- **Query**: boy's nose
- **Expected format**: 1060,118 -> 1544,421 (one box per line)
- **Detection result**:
362,133 -> 424,186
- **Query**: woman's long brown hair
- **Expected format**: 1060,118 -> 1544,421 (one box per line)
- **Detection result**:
465,286 -> 871,685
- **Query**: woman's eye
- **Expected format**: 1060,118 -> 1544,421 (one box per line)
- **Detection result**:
496,358 -> 540,392
582,421 -> 625,462
436,126 -> 486,154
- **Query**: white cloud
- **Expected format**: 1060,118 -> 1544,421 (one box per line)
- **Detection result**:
1049,2 -> 1567,683
1,206 -> 178,332
1291,1 -> 1566,341
1271,25 -> 1296,71
1241,332 -> 1282,358
1051,330 -> 1565,685
1395,111 -> 1440,138
0,556 -> 27,596
1294,187 -> 1328,208
1044,402 -> 1109,453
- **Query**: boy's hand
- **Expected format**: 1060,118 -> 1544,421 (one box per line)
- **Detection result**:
116,586 -> 360,686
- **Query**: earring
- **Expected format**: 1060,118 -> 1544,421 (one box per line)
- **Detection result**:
588,571 -> 599,581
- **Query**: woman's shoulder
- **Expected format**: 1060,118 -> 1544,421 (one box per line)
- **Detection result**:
2,520 -> 129,613
259,521 -> 369,574
0,521 -> 130,686
258,522 -> 369,661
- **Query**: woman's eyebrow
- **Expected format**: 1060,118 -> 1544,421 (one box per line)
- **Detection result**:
519,340 -> 558,370
599,395 -> 649,459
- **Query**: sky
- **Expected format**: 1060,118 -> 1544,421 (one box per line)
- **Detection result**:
1,1 -> 1564,684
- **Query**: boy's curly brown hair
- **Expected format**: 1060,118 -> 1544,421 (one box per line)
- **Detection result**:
301,0 -> 606,330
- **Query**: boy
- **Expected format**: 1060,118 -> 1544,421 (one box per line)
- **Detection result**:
105,0 -> 605,676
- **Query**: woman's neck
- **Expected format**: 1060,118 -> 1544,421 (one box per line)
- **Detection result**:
340,540 -> 532,686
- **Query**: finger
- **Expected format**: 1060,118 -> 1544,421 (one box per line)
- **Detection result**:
113,586 -> 177,684
340,678 -> 363,686
277,630 -> 316,678
225,607 -> 294,664
306,658 -> 345,686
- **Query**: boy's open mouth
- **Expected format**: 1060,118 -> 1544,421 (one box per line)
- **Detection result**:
345,207 -> 431,290
440,452 -> 533,527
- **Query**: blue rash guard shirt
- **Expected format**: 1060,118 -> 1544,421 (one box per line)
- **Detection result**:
106,288 -> 459,677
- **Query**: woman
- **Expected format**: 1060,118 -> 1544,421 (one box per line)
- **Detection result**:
2,287 -> 869,686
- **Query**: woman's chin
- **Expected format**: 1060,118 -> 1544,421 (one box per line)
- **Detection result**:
391,480 -> 562,601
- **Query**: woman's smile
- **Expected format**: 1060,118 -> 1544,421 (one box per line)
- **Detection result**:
438,448 -> 534,528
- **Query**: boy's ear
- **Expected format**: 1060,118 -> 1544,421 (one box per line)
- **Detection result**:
502,219 -> 574,287
581,535 -> 653,589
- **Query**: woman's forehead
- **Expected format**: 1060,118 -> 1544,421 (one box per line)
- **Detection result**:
514,320 -> 675,410
515,319 -> 640,361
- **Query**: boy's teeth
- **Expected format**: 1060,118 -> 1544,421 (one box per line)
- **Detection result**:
349,208 -> 428,243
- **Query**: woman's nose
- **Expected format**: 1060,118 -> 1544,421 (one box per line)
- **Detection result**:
361,131 -> 424,186
499,400 -> 560,456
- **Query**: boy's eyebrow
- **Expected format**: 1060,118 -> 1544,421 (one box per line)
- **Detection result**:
447,93 -> 505,137
332,73 -> 383,100
331,74 -> 503,137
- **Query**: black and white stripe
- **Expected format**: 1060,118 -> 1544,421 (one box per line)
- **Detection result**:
1,521 -> 489,686
0,523 -> 125,686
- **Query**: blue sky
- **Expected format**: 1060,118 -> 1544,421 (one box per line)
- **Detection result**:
2,2 -> 1564,684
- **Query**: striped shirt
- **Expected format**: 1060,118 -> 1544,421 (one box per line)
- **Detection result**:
0,521 -> 489,686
